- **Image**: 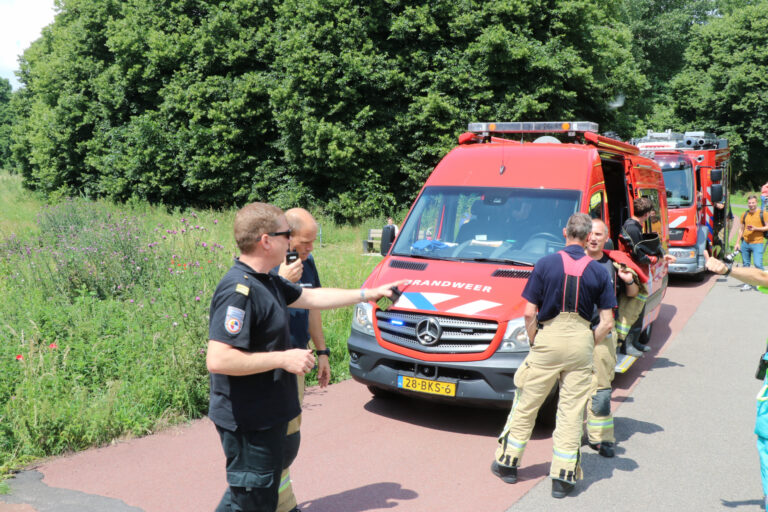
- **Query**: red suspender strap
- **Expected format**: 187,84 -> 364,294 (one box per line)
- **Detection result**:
558,250 -> 592,313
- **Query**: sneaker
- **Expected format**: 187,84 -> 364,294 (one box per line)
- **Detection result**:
741,283 -> 755,292
490,461 -> 518,484
551,479 -> 575,498
588,441 -> 615,458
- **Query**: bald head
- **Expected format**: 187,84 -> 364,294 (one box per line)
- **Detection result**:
587,218 -> 609,258
285,208 -> 318,261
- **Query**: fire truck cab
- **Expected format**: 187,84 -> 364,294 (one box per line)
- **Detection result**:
347,122 -> 669,408
633,130 -> 730,276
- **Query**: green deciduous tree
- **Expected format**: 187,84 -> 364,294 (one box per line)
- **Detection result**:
669,1 -> 768,187
0,78 -> 12,170
11,0 -> 649,220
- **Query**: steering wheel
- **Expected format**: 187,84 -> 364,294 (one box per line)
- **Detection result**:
527,232 -> 561,243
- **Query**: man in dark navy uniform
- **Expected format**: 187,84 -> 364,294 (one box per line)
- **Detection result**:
207,202 -> 404,512
491,213 -> 615,498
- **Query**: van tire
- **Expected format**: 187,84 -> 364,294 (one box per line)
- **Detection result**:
639,322 -> 653,345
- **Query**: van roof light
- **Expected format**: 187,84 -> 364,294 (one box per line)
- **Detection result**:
467,121 -> 599,134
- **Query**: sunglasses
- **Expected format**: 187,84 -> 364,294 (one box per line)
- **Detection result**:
267,230 -> 291,239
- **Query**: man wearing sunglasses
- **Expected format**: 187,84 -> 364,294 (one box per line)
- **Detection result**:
206,202 -> 405,512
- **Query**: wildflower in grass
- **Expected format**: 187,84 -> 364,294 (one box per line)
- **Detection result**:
195,296 -> 201,301
15,354 -> 23,361
129,299 -> 134,304
173,322 -> 178,327
49,343 -> 58,349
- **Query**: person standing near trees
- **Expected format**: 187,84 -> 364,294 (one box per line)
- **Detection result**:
206,202 -> 405,512
735,195 -> 768,291
272,208 -> 330,512
490,213 -> 615,499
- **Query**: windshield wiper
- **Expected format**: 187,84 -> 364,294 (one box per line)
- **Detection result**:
464,257 -> 534,266
397,252 -> 454,261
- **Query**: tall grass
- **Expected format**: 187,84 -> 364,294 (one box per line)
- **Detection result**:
0,173 -> 384,475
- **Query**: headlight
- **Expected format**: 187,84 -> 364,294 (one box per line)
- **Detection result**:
497,317 -> 530,353
351,302 -> 374,336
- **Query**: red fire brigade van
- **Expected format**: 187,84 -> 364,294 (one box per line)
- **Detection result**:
633,130 -> 729,276
347,122 -> 669,407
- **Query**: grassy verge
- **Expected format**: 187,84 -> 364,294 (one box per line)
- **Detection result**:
0,172 -> 385,476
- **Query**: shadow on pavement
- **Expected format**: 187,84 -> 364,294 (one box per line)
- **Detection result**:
721,498 -> 764,508
298,482 -> 418,512
667,274 -> 712,288
362,395 -> 509,437
613,416 -> 664,444
652,357 -> 685,369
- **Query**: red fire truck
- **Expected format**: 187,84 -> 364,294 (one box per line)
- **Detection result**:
633,130 -> 729,276
347,122 -> 670,408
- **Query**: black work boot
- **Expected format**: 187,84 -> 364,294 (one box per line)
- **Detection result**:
490,461 -> 518,483
588,441 -> 615,458
551,479 -> 575,498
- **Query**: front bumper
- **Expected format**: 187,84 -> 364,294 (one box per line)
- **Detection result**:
667,246 -> 705,275
347,329 -> 528,408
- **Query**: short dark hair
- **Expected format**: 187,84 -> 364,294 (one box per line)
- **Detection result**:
633,197 -> 653,217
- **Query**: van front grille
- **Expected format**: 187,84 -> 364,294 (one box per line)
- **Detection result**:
375,310 -> 498,354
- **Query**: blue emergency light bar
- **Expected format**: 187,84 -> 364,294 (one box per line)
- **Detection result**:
468,121 -> 599,134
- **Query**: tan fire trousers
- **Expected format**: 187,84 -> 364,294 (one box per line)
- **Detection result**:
277,376 -> 304,512
495,312 -> 594,483
586,329 -> 616,444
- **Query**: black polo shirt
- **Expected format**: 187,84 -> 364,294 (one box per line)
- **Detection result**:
208,259 -> 303,431
271,254 -> 322,349
622,218 -> 643,246
522,244 -> 616,322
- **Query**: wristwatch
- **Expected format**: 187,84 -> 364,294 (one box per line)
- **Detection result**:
723,262 -> 733,276
315,348 -> 331,357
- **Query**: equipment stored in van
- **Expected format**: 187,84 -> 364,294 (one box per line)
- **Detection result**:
347,122 -> 669,409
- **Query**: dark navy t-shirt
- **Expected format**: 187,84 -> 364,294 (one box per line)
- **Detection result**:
272,254 -> 321,349
208,259 -> 303,431
522,244 -> 616,322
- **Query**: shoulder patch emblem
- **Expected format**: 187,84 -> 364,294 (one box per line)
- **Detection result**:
225,306 -> 245,335
235,284 -> 250,296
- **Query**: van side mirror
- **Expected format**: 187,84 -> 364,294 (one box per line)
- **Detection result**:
710,184 -> 723,204
710,168 -> 723,182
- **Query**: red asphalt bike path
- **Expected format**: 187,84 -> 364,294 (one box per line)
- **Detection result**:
1,276 -> 714,512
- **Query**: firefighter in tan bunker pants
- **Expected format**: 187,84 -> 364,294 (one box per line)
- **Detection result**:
491,213 -> 616,498
585,219 -> 639,458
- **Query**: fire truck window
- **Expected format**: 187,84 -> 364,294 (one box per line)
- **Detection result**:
640,189 -> 663,235
589,192 -> 604,220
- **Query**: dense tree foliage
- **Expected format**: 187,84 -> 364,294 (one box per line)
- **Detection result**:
0,78 -> 11,169
669,1 -> 768,186
10,0 -> 768,214
9,0 -> 649,220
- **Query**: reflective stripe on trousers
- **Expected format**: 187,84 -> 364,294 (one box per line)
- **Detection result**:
495,312 -> 593,482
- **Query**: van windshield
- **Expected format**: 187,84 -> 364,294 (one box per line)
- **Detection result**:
391,186 -> 581,265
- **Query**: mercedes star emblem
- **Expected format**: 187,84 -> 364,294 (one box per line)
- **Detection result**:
416,318 -> 442,346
